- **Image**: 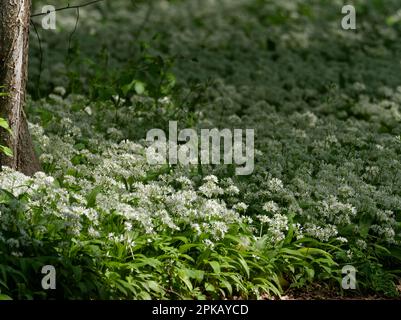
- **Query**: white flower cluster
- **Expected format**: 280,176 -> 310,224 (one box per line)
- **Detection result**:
257,213 -> 289,244
320,196 -> 357,226
23,0 -> 401,253
262,201 -> 280,214
1,114 -> 248,249
303,224 -> 338,242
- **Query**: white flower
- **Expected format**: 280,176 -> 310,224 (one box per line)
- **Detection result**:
268,178 -> 284,192
336,237 -> 348,243
263,201 -> 279,213
203,175 -> 219,184
304,224 -> 338,242
356,239 -> 367,250
176,176 -> 193,187
88,227 -> 100,238
84,106 -> 92,115
124,221 -> 133,232
233,202 -> 248,212
226,185 -> 240,195
203,239 -> 215,248
54,86 -> 66,96
257,215 -> 270,224
199,180 -> 223,198
159,96 -> 171,105
39,153 -> 54,164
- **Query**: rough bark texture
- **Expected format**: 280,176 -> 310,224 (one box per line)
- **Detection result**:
0,0 -> 40,176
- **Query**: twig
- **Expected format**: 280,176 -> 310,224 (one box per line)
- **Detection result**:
68,7 -> 80,57
134,1 -> 154,39
31,0 -> 104,18
30,19 -> 43,98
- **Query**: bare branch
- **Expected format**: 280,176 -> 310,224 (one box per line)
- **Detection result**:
31,0 -> 104,18
30,19 -> 43,98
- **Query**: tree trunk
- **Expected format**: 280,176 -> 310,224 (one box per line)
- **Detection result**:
0,0 -> 40,176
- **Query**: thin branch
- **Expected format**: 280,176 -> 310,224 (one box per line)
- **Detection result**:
30,19 -> 43,98
68,8 -> 80,57
31,0 -> 104,18
134,1 -> 154,39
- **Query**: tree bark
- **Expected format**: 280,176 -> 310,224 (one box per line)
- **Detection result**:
0,0 -> 40,176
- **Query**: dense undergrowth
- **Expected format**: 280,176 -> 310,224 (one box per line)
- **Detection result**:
1,0 -> 401,299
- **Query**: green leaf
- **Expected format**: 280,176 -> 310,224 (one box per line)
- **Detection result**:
191,270 -> 205,282
179,243 -> 200,253
122,80 -> 146,96
0,146 -> 13,157
0,294 -> 12,300
386,15 -> 400,26
0,278 -> 9,290
138,257 -> 162,269
373,244 -> 391,256
298,247 -> 332,259
74,143 -> 86,151
147,280 -> 163,293
205,283 -> 216,292
178,270 -> 193,291
220,279 -> 232,295
359,214 -> 374,239
389,247 -> 401,262
173,236 -> 189,244
305,267 -> 315,279
0,118 -> 11,133
209,261 -> 221,274
134,81 -> 146,95
238,257 -> 250,278
121,83 -> 132,96
86,186 -> 102,208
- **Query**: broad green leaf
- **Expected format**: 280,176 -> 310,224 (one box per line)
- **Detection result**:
205,283 -> 216,292
238,257 -> 250,278
147,280 -> 162,293
179,243 -> 200,253
0,118 -> 12,133
178,270 -> 193,291
209,261 -> 221,274
0,146 -> 13,157
0,294 -> 12,300
86,186 -> 102,208
298,247 -> 332,259
220,279 -> 232,295
134,81 -> 146,95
